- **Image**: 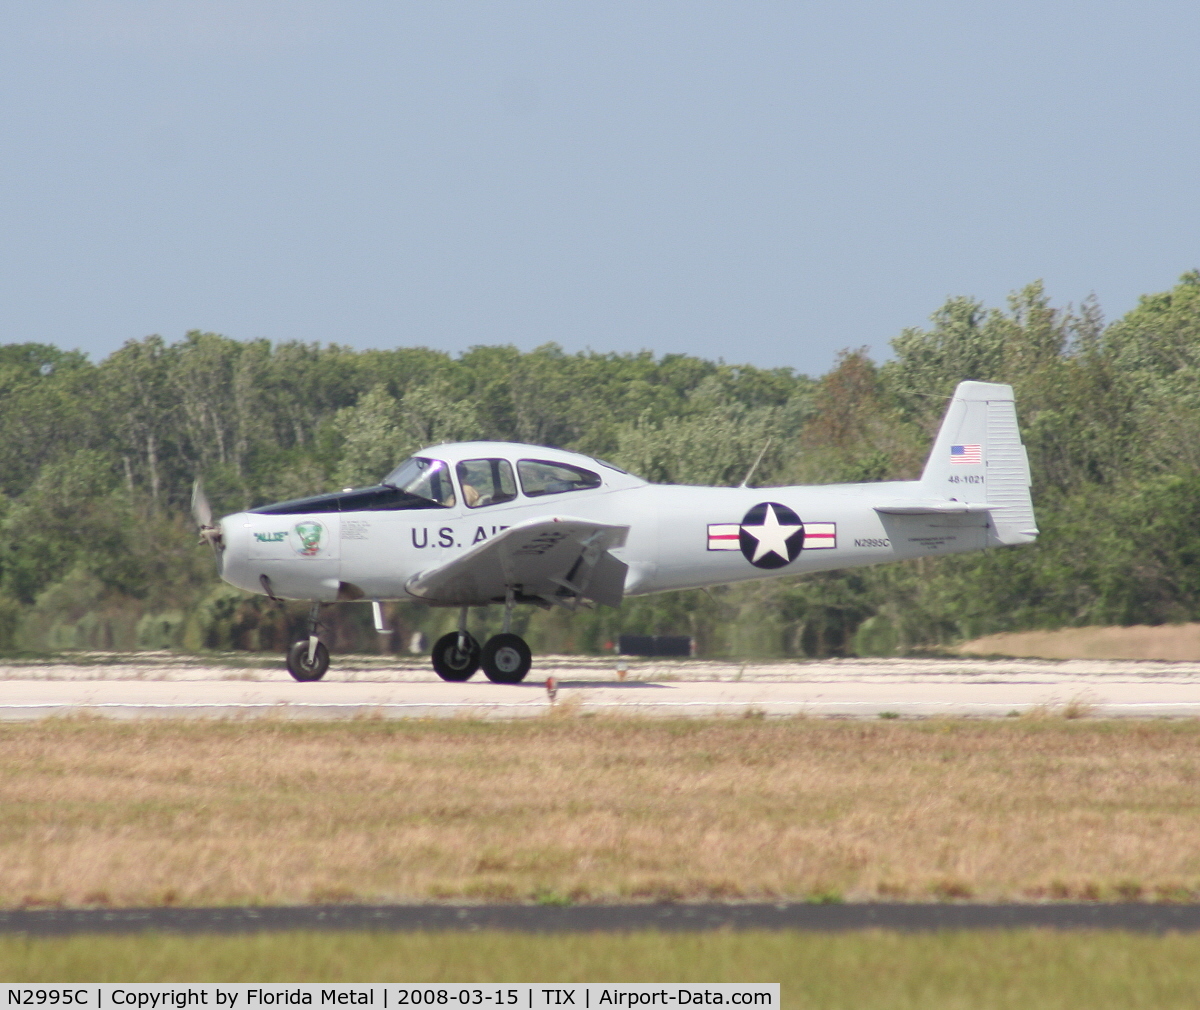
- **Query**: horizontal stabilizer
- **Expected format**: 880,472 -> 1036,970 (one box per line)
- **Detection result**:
875,500 -> 1000,515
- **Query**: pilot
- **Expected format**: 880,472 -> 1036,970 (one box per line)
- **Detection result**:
428,467 -> 457,507
462,483 -> 481,507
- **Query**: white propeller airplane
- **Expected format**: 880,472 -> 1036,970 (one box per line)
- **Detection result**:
193,381 -> 1037,682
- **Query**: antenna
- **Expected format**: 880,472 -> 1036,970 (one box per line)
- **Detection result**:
738,438 -> 772,488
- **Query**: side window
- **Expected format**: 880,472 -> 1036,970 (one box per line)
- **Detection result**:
518,459 -> 602,497
456,459 -> 518,509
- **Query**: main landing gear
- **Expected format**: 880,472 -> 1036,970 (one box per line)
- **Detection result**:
286,596 -> 534,685
431,630 -> 480,681
480,633 -> 532,683
432,599 -> 533,684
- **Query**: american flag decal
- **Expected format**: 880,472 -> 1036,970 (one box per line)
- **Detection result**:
707,523 -> 741,550
950,444 -> 982,464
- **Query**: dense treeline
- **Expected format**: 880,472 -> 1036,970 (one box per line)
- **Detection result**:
2,272 -> 1200,656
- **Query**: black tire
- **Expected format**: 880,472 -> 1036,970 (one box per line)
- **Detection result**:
432,631 -> 481,681
286,639 -> 330,681
481,633 -> 532,684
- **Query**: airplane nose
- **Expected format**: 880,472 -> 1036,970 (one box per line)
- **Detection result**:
216,513 -> 245,581
216,512 -> 279,596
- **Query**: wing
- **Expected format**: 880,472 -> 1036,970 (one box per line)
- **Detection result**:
404,516 -> 630,608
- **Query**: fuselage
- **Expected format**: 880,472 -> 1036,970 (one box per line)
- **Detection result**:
217,440 -> 996,604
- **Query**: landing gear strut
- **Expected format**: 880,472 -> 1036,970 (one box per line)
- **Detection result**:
287,602 -> 329,681
428,594 -> 534,684
481,587 -> 532,684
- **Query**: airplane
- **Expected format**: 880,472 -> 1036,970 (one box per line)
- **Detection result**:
192,380 -> 1037,683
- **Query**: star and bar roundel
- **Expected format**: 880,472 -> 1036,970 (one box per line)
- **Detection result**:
707,503 -> 837,569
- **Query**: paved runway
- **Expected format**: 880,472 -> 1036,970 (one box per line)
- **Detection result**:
2,902 -> 1199,934
3,652 -> 1200,719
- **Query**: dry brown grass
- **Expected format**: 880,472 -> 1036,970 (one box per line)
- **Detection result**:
3,716 -> 1200,906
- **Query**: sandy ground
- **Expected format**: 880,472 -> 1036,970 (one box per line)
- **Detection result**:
959,622 -> 1200,660
3,651 -> 1200,718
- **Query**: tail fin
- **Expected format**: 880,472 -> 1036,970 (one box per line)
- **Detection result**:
920,381 -> 1038,545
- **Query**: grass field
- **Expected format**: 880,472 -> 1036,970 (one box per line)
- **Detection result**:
4,716 -> 1200,906
3,929 -> 1200,1007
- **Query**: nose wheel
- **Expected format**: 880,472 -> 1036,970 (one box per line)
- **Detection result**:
287,639 -> 329,681
287,601 -> 330,681
481,633 -> 532,683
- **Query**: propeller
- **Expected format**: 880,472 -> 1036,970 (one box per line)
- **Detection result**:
192,479 -> 224,551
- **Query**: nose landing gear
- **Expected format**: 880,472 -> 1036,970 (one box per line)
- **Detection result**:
286,602 -> 329,681
287,638 -> 330,681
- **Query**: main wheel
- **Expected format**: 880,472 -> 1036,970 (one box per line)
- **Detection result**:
481,633 -> 532,684
286,639 -> 330,681
432,631 -> 481,681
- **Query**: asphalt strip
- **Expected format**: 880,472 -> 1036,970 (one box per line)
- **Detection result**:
2,904 -> 1200,935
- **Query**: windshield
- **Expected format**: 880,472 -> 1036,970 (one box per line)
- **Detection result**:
382,456 -> 457,506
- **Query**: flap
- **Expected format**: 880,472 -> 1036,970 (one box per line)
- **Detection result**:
404,516 -> 629,607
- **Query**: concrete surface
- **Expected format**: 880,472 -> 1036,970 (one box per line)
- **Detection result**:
3,652 -> 1200,719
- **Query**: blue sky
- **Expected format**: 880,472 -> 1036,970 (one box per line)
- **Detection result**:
1,1 -> 1197,374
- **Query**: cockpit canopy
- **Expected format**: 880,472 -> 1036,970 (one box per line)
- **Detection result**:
249,449 -> 624,516
251,456 -> 454,515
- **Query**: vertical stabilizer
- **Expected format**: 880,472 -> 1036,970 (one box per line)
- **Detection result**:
920,381 -> 1038,545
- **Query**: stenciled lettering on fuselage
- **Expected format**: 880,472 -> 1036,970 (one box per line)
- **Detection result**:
409,524 -> 512,549
904,533 -> 959,550
854,537 -> 890,548
706,503 -> 837,569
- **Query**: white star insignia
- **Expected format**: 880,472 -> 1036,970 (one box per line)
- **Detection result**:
742,504 -> 802,563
